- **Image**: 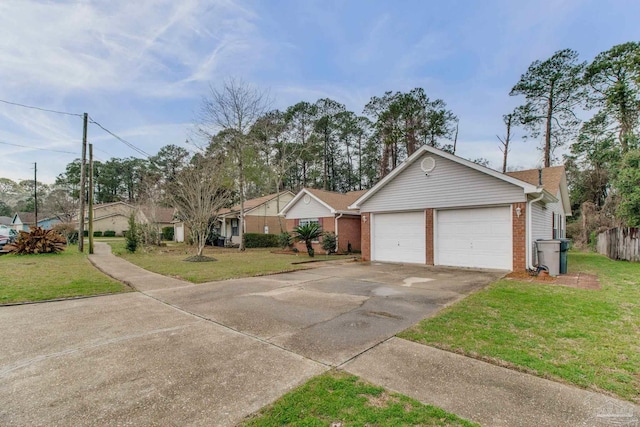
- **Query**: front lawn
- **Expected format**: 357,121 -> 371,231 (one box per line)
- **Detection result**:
400,252 -> 640,402
242,371 -> 478,427
107,241 -> 352,283
0,247 -> 129,304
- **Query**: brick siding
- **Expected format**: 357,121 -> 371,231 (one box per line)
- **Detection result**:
512,202 -> 527,272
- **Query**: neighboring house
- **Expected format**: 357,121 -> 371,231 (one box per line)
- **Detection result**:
349,145 -> 571,271
36,216 -> 62,230
74,202 -> 144,236
280,188 -> 366,254
218,191 -> 295,245
140,206 -> 175,229
11,212 -> 35,231
0,216 -> 11,227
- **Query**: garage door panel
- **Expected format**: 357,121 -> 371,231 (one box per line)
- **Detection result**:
437,207 -> 512,270
373,212 -> 425,264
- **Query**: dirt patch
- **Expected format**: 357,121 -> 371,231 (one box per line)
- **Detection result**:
183,255 -> 217,262
360,391 -> 399,408
505,272 -> 601,290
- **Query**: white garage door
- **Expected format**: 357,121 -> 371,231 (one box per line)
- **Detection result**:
372,211 -> 425,264
436,206 -> 512,270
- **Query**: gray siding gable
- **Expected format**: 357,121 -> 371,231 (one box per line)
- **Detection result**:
285,196 -> 332,219
360,152 -> 526,212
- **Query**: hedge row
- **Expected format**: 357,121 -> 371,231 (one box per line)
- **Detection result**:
243,233 -> 279,248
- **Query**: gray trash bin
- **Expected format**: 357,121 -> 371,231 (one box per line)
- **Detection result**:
536,240 -> 561,277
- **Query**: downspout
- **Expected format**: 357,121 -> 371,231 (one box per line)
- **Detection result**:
526,191 -> 545,270
334,213 -> 344,253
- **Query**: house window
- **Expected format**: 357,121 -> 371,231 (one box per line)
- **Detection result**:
553,213 -> 564,239
264,225 -> 269,234
298,218 -> 320,243
231,219 -> 239,236
299,218 -> 319,227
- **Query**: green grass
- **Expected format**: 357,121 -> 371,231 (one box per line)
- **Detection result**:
399,251 -> 640,402
107,241 -> 352,283
242,371 -> 478,427
0,246 -> 129,304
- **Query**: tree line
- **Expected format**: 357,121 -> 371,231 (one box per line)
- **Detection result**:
2,41 -> 638,242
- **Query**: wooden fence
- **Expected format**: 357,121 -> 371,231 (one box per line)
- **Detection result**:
597,227 -> 640,262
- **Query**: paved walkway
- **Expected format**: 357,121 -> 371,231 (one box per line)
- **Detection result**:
74,243 -> 640,425
90,242 -> 190,291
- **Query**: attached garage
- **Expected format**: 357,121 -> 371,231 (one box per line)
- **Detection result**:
436,206 -> 512,270
372,211 -> 425,264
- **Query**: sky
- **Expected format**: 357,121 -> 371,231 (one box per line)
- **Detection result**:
0,0 -> 638,184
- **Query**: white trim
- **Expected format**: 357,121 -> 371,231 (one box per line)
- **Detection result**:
349,145 -> 549,209
279,188 -> 336,216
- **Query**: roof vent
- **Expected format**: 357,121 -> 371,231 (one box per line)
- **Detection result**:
420,156 -> 436,173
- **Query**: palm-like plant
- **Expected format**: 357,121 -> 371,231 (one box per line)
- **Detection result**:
293,222 -> 322,257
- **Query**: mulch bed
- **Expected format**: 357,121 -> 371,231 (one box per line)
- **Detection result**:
505,272 -> 601,290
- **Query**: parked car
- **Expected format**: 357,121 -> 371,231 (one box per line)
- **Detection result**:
0,228 -> 17,250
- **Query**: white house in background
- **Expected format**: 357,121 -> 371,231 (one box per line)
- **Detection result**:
349,145 -> 571,271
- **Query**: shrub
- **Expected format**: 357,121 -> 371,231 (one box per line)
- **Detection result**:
244,233 -> 279,248
161,226 -> 174,241
103,230 -> 116,237
52,223 -> 78,245
293,223 -> 322,257
125,213 -> 138,253
321,231 -> 337,254
138,223 -> 161,246
278,232 -> 293,249
93,231 -> 103,237
5,227 -> 66,254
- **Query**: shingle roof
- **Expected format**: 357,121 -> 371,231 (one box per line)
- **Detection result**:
0,216 -> 11,226
218,192 -> 293,216
305,188 -> 368,212
15,212 -> 36,224
141,207 -> 175,224
506,166 -> 565,195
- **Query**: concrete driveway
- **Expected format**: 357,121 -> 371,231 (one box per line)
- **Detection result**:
0,261 -> 502,426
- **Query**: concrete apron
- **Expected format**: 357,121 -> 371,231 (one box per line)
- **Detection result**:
0,292 -> 326,427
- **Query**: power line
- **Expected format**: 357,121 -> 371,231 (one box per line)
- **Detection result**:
0,99 -> 84,117
88,116 -> 152,158
0,140 -> 78,155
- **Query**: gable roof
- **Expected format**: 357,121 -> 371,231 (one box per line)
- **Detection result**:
13,212 -> 36,225
280,188 -> 367,216
140,206 -> 175,223
218,191 -> 295,216
506,166 -> 571,215
349,144 -> 556,209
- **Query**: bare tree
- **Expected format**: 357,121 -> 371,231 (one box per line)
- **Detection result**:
199,78 -> 270,251
497,113 -> 514,173
167,157 -> 233,258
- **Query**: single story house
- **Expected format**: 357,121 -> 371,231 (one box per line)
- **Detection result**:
280,188 -> 366,254
11,212 -> 62,231
76,202 -> 143,236
349,145 -> 571,271
11,212 -> 35,231
217,191 -> 295,245
140,206 -> 175,230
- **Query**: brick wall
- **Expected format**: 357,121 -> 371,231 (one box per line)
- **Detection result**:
337,215 -> 361,252
361,212 -> 371,261
512,202 -> 527,272
425,209 -> 434,265
287,216 -> 334,254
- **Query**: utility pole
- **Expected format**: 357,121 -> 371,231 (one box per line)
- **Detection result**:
78,113 -> 88,252
88,144 -> 94,254
33,162 -> 38,226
